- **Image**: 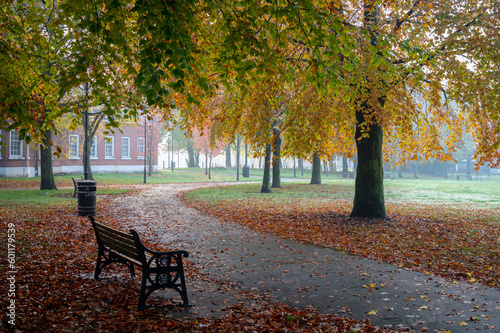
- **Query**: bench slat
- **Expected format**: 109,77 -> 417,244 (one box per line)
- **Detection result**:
95,228 -> 141,262
95,223 -> 136,244
108,249 -> 142,266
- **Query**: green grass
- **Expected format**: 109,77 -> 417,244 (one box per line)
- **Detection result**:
186,177 -> 500,209
2,168 -> 499,208
0,188 -> 129,208
383,178 -> 500,207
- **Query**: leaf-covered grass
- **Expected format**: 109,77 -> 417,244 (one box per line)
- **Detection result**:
185,182 -> 500,288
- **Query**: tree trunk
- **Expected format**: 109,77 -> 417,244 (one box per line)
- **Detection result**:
414,161 -> 419,179
225,146 -> 231,168
40,127 -> 57,190
466,158 -> 472,179
187,141 -> 196,167
205,154 -> 208,175
271,128 -> 281,188
342,156 -> 348,178
148,155 -> 152,176
209,155 -> 212,179
350,105 -> 386,218
310,151 -> 321,184
261,143 -> 272,193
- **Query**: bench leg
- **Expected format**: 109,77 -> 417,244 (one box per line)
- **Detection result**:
94,250 -> 133,280
137,270 -> 190,310
138,273 -> 149,310
94,248 -> 106,280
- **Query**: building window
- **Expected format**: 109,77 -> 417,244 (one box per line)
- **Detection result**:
121,137 -> 130,159
105,136 -> 114,158
90,137 -> 97,158
9,131 -> 22,158
69,135 -> 79,158
137,137 -> 145,159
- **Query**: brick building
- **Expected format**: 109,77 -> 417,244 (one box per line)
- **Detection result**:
0,120 -> 159,178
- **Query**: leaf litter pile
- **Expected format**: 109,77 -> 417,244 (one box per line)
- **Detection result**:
184,183 -> 500,289
0,192 -> 395,332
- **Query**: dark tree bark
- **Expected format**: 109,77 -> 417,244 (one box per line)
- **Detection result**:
310,151 -> 321,185
261,143 -> 272,193
342,156 -> 348,178
187,140 -> 196,167
148,155 -> 153,176
205,154 -> 208,175
271,128 -> 281,188
208,154 -> 212,179
350,102 -> 386,218
40,126 -> 57,190
225,145 -> 231,168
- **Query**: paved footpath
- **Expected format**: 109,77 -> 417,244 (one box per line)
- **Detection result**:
111,183 -> 500,332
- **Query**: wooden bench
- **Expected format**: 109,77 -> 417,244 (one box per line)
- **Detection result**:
89,216 -> 190,310
72,177 -> 83,197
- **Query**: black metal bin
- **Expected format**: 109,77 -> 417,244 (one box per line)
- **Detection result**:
77,180 -> 97,216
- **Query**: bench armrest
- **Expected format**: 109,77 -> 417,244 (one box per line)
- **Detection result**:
129,229 -> 189,268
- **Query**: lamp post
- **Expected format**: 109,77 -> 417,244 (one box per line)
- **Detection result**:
83,82 -> 89,180
236,135 -> 240,180
143,115 -> 147,184
242,142 -> 249,177
171,131 -> 174,171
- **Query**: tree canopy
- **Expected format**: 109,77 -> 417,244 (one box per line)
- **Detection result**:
2,0 -> 499,217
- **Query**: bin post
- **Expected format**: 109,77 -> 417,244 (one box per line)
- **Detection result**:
77,180 -> 97,216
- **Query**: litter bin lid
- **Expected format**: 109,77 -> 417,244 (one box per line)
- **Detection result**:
78,180 -> 97,185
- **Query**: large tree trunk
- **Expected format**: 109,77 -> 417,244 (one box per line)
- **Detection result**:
40,127 -> 57,190
342,156 -> 348,178
310,151 -> 321,184
225,146 -> 231,168
271,128 -> 281,188
187,140 -> 196,167
350,105 -> 386,218
311,151 -> 321,185
261,143 -> 272,193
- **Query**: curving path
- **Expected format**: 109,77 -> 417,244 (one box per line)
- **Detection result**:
110,183 -> 500,332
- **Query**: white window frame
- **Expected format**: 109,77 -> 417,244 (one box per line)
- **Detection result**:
137,137 -> 145,160
90,137 -> 98,159
9,131 -> 22,159
104,136 -> 114,159
121,137 -> 131,159
69,135 -> 79,159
